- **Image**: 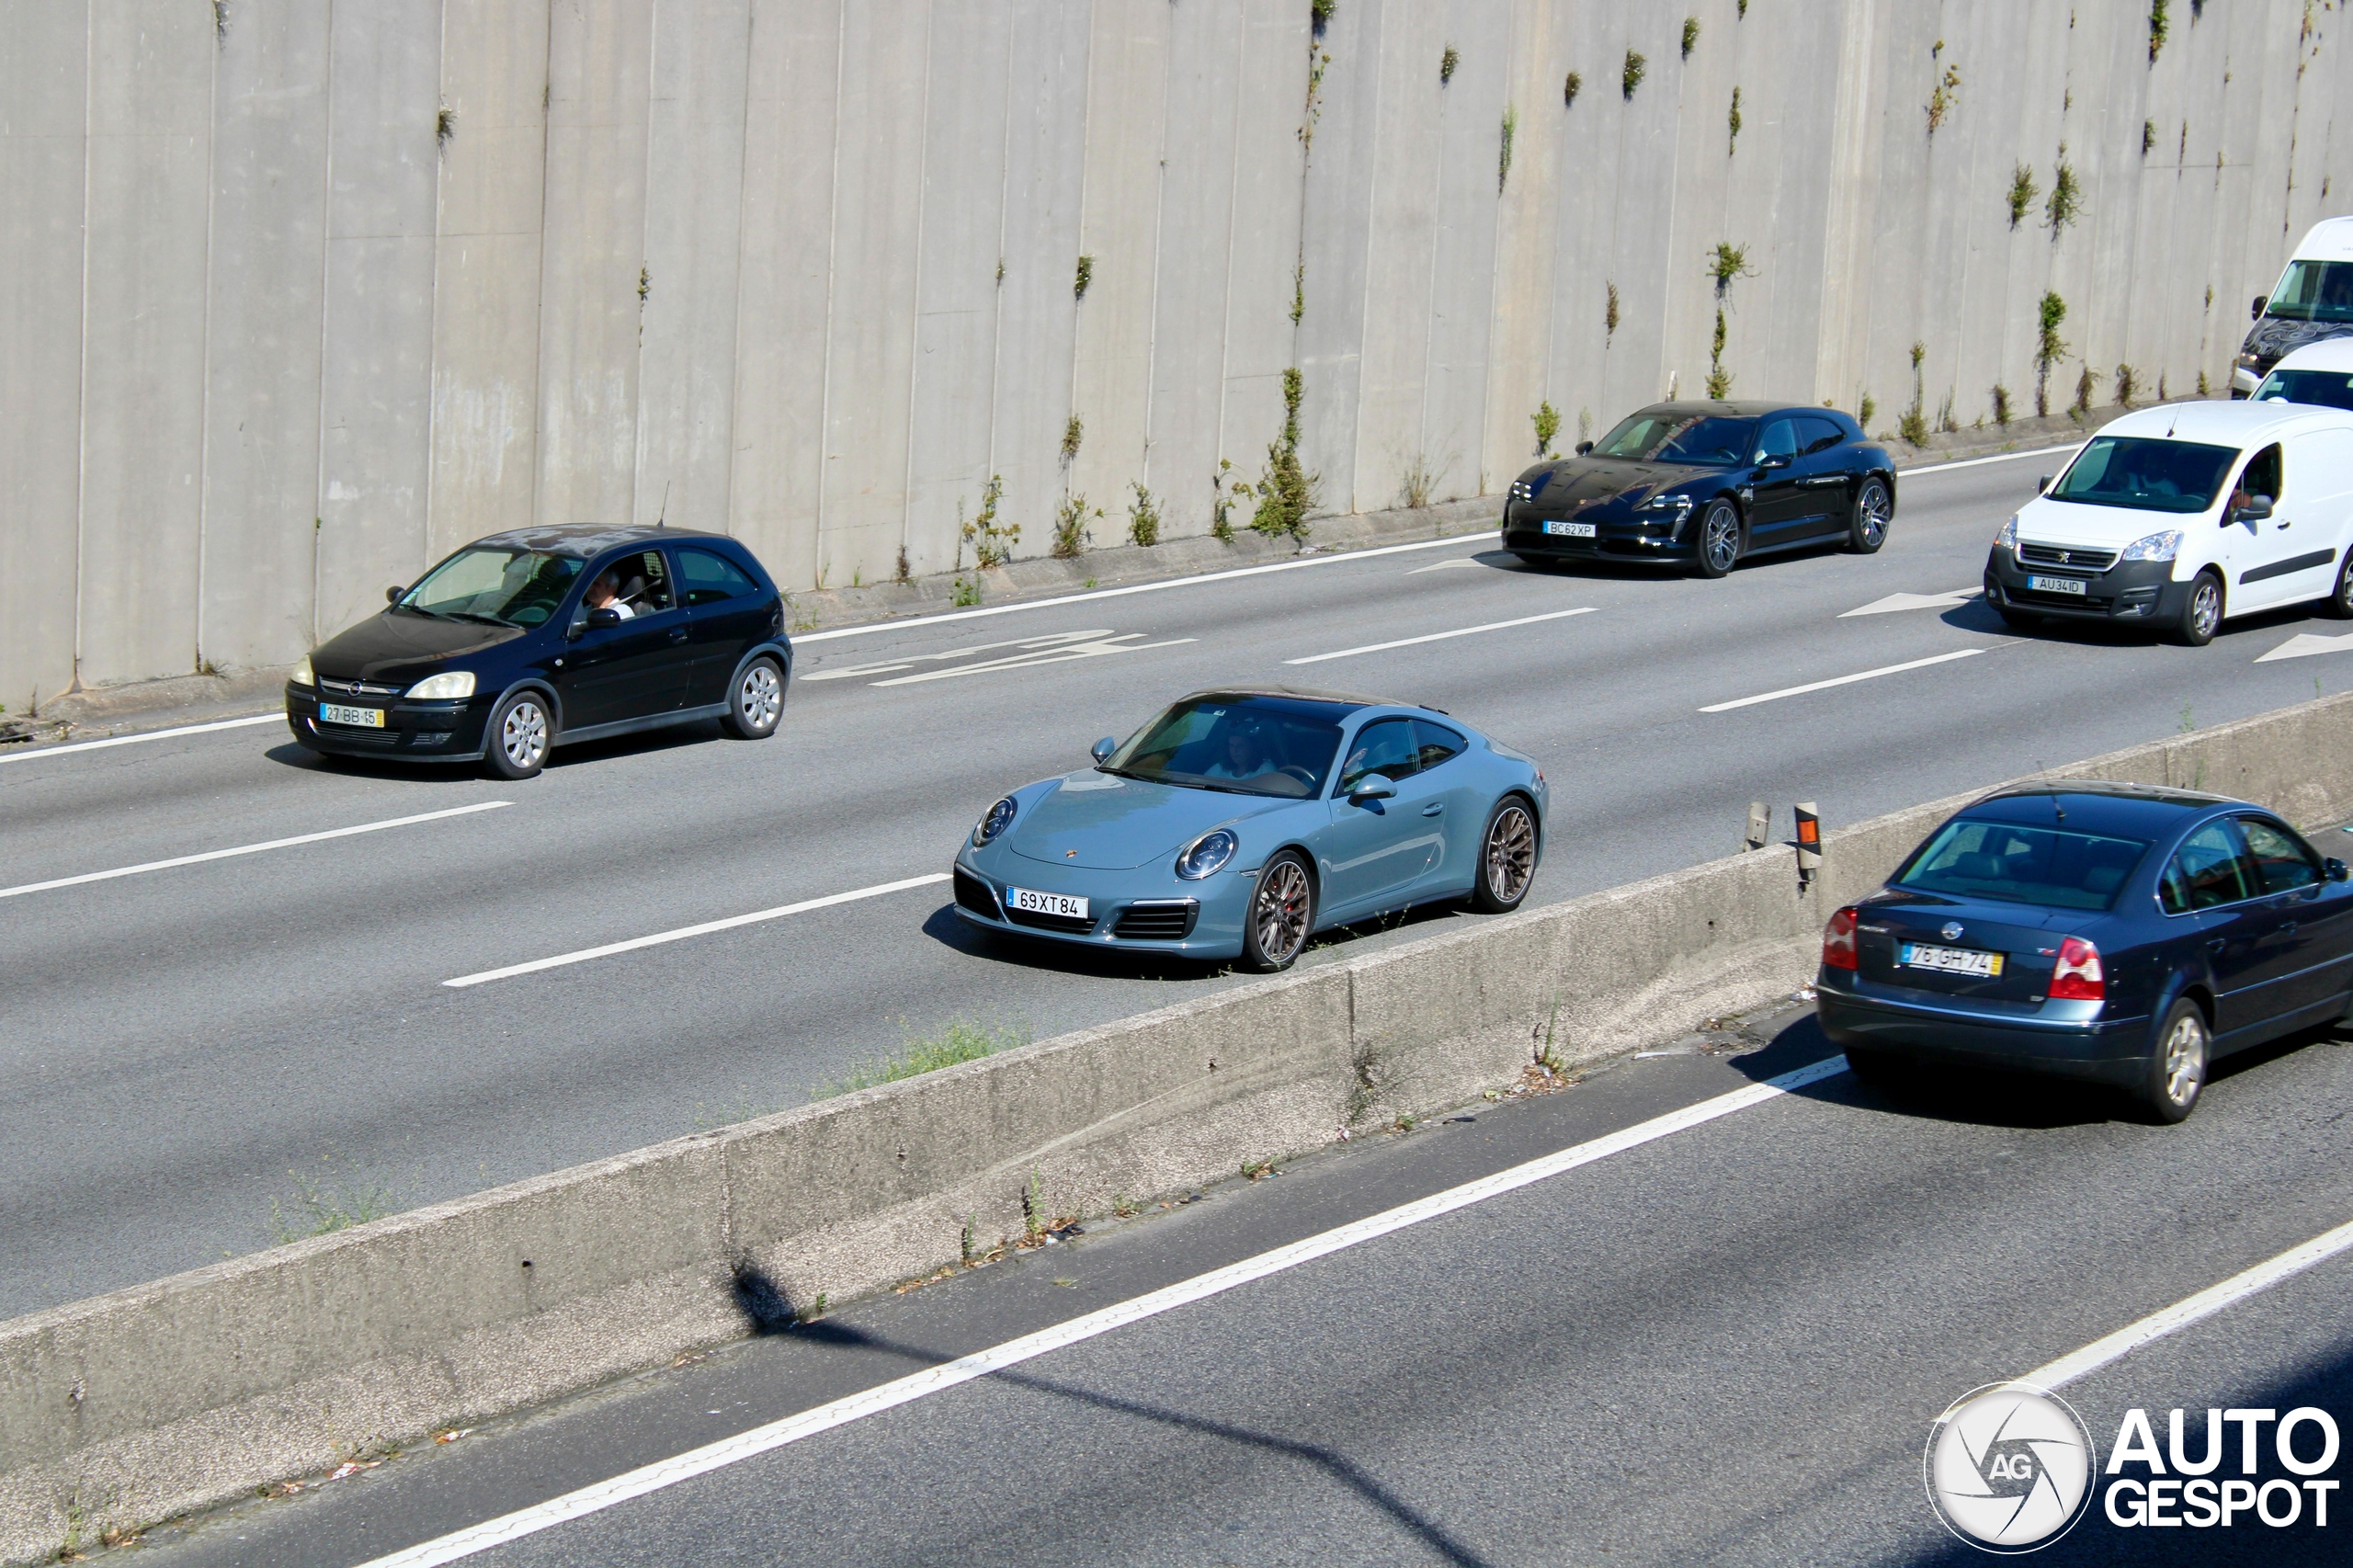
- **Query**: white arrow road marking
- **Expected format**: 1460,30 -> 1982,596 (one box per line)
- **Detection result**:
801,630 -> 1195,687
1406,556 -> 1486,574
2256,631 -> 2353,663
1839,588 -> 1983,618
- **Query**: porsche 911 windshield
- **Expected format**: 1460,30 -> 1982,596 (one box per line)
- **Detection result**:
1102,696 -> 1346,799
1591,413 -> 1757,465
401,548 -> 582,628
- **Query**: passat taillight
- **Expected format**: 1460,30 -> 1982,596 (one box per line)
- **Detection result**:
1822,906 -> 1859,971
2049,936 -> 2105,1001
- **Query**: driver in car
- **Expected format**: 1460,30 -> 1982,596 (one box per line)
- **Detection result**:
585,569 -> 636,620
1205,725 -> 1278,782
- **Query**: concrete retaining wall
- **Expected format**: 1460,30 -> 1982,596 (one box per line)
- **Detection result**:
4,690 -> 2349,1560
4,0 -> 2342,708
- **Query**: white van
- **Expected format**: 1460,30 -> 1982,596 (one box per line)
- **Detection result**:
2252,335 -> 2353,412
1984,401 -> 2353,644
2234,216 -> 2353,396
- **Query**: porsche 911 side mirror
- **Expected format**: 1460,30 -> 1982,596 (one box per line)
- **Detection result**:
1091,735 -> 1117,764
1574,440 -> 1594,456
386,585 -> 404,605
2327,858 -> 2348,883
1348,775 -> 1396,804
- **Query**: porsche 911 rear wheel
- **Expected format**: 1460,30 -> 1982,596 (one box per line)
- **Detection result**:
1241,851 -> 1314,972
1470,797 -> 1537,913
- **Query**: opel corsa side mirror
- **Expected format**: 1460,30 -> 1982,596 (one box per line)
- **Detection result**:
1090,735 -> 1117,764
1574,439 -> 1594,456
385,585 -> 404,605
585,607 -> 622,629
2327,858 -> 2348,883
1349,775 -> 1396,803
2252,295 -> 2268,320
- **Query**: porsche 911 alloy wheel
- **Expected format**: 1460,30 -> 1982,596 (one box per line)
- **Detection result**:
1472,799 -> 1537,913
1243,852 -> 1314,972
487,692 -> 550,779
724,657 -> 785,739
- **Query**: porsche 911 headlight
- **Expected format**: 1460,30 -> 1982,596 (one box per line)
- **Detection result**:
404,670 -> 476,700
972,796 -> 1017,847
1994,514 -> 2018,552
2119,529 -> 2182,562
290,654 -> 314,687
1176,829 -> 1238,881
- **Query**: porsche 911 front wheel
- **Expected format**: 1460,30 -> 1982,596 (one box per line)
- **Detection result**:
1241,851 -> 1315,972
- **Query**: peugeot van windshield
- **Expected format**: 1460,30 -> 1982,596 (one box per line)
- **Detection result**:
2047,437 -> 2237,515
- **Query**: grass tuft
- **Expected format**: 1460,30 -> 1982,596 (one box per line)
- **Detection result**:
817,1020 -> 1028,1098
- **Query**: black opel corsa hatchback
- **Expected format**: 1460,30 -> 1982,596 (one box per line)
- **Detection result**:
286,526 -> 792,778
1501,401 -> 1897,577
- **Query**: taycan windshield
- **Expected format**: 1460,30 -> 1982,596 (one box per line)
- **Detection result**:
2046,437 -> 2236,515
1100,695 -> 1347,800
399,549 -> 583,628
1590,412 -> 1757,466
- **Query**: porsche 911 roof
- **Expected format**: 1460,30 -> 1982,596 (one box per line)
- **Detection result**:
1176,687 -> 1447,716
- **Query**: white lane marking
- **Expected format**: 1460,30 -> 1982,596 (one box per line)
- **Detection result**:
1840,588 -> 1983,618
801,630 -> 1199,689
1285,608 -> 1597,665
791,532 -> 1502,644
351,1054 -> 1851,1568
0,711 -> 281,766
876,637 -> 1196,687
2023,1213 -> 2353,1392
1699,648 -> 1990,712
803,629 -> 1116,682
1406,556 -> 1486,574
442,873 -> 952,988
0,801 -> 514,901
2256,631 -> 2353,664
1900,441 -> 2085,478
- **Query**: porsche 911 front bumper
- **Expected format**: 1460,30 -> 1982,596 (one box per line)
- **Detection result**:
949,849 -> 1255,959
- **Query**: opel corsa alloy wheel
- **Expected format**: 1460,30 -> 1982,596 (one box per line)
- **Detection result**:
488,694 -> 550,779
725,658 -> 785,739
1472,800 -> 1537,913
1243,853 -> 1313,971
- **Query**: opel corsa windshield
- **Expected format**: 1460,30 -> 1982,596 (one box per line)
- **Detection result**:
1896,819 -> 2152,912
1102,696 -> 1347,799
400,549 -> 582,628
1592,413 -> 1757,465
2047,437 -> 2236,514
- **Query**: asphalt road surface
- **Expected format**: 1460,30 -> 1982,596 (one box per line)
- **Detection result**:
134,1010 -> 2353,1566
8,440 -> 2353,1319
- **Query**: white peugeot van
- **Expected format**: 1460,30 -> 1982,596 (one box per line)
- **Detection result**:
1984,400 -> 2353,645
2234,216 -> 2353,396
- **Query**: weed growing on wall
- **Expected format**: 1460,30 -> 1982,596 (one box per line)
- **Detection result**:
1532,400 -> 1561,457
2046,148 -> 2081,235
269,1152 -> 405,1244
1396,449 -> 1449,509
2198,369 -> 2211,397
2149,0 -> 2169,61
1074,255 -> 1093,300
2116,363 -> 2140,407
1498,105 -> 1516,190
1927,62 -> 1960,134
1127,481 -> 1161,547
1937,390 -> 1959,435
1728,86 -> 1742,154
1051,494 -> 1098,558
1061,415 -> 1084,464
1291,260 -> 1305,324
1859,392 -> 1877,430
2006,163 -> 2040,228
1992,383 -> 2014,426
1622,50 -> 1646,98
1252,367 -> 1318,537
960,474 -> 1016,568
817,1021 -> 1027,1098
1681,16 -> 1699,58
1705,243 -> 1754,399
1605,280 -> 1620,341
2143,119 -> 2157,155
895,546 -> 910,583
1899,341 -> 1930,446
1563,70 -> 1582,107
437,105 -> 457,153
1211,460 -> 1240,541
1440,44 -> 1459,84
2034,291 -> 2069,415
1311,0 -> 1335,30
2071,365 -> 2096,419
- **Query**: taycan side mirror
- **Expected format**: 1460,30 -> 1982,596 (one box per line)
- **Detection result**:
1090,735 -> 1117,764
1574,439 -> 1594,456
1755,452 -> 1791,471
585,607 -> 623,630
1348,775 -> 1397,804
2237,494 -> 2275,522
386,585 -> 404,605
2252,295 -> 2268,321
2327,858 -> 2349,883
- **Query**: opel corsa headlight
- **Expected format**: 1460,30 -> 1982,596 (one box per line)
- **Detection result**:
2120,529 -> 2182,562
972,796 -> 1017,847
404,670 -> 477,700
1176,829 -> 1239,881
290,654 -> 314,687
1994,515 -> 2018,552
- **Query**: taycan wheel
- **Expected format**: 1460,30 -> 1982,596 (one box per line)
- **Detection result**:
1239,850 -> 1315,972
2140,999 -> 2209,1123
1847,476 -> 1892,553
2171,571 -> 2222,647
1693,500 -> 1742,579
1469,796 -> 1538,914
484,690 -> 551,780
722,656 -> 786,739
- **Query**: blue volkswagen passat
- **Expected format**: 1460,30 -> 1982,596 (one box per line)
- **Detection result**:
952,688 -> 1548,971
1816,782 -> 2353,1121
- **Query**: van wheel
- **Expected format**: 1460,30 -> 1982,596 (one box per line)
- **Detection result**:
2170,571 -> 2222,647
2324,552 -> 2353,619
2139,999 -> 2209,1123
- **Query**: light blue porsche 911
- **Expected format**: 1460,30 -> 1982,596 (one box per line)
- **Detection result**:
951,687 -> 1548,971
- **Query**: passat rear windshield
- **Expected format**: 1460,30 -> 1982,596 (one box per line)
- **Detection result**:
2048,437 -> 2236,515
1101,696 -> 1347,799
1591,413 -> 1756,466
2255,369 -> 2353,412
1895,819 -> 2153,911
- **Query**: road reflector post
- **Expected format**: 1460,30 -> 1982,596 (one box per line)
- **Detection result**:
1793,801 -> 1822,887
1745,801 -> 1770,852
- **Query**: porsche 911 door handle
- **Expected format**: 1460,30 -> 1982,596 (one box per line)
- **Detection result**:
1422,802 -> 1445,816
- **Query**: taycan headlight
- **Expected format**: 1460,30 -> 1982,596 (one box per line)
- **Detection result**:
290,654 -> 314,687
404,670 -> 477,700
1638,492 -> 1696,521
972,796 -> 1017,847
2119,529 -> 2182,562
1176,828 -> 1239,881
1994,514 -> 2018,552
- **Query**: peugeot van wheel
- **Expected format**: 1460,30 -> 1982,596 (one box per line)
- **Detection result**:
2171,571 -> 2222,647
2325,552 -> 2353,620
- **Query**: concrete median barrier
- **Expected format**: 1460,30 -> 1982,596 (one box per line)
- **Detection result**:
5,693 -> 2351,1560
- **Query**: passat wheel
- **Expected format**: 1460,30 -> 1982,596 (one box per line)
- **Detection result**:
485,690 -> 551,780
1693,500 -> 1742,579
1847,476 -> 1892,553
722,656 -> 786,739
2171,571 -> 2222,647
2140,999 -> 2209,1123
1470,796 -> 1538,913
1240,850 -> 1315,972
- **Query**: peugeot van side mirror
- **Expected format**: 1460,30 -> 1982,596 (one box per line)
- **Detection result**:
2252,295 -> 2268,320
1348,775 -> 1396,804
1574,439 -> 1594,456
2237,494 -> 2275,522
386,585 -> 404,605
1090,735 -> 1117,764
585,607 -> 622,630
2327,858 -> 2348,883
